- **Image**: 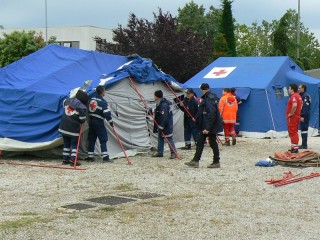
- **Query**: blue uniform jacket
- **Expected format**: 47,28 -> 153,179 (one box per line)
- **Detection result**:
88,94 -> 113,123
153,98 -> 174,137
300,92 -> 311,122
196,91 -> 223,134
58,98 -> 87,137
178,97 -> 198,128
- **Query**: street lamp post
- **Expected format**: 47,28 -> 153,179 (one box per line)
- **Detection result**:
297,0 -> 300,59
45,0 -> 48,44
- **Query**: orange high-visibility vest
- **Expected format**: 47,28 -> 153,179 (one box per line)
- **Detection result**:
219,93 -> 238,123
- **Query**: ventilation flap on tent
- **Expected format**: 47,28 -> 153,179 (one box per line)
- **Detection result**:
32,92 -> 62,112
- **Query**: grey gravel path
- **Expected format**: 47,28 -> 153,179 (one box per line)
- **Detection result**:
1,137 -> 319,240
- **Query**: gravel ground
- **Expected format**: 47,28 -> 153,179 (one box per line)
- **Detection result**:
0,137 -> 320,240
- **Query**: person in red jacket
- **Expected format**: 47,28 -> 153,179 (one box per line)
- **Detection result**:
218,88 -> 238,146
286,84 -> 302,153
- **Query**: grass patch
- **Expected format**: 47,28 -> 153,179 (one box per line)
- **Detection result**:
113,183 -> 138,191
100,206 -> 118,212
0,217 -> 49,231
119,211 -> 136,224
19,212 -> 38,216
67,215 -> 78,220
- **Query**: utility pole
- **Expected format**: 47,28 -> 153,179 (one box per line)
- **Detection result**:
297,0 -> 300,59
45,0 -> 48,44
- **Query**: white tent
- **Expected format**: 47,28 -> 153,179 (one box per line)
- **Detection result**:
81,59 -> 186,160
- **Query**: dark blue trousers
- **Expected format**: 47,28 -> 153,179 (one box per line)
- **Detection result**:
62,135 -> 78,161
87,118 -> 108,158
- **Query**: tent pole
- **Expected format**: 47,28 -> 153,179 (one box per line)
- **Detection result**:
73,124 -> 83,168
111,124 -> 132,165
128,77 -> 181,160
265,89 -> 276,131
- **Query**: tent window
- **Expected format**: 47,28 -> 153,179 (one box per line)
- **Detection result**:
275,87 -> 284,99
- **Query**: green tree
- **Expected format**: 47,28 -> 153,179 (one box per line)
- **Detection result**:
0,31 -> 47,67
235,21 -> 274,56
95,9 -> 213,82
220,0 -> 236,56
0,25 -> 4,29
272,12 -> 290,55
177,1 -> 223,60
235,9 -> 320,70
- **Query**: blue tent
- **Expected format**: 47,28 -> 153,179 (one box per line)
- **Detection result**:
184,56 -> 320,138
0,44 -> 129,151
0,45 -> 185,157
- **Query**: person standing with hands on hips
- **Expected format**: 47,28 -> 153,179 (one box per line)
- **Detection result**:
286,84 -> 302,153
185,83 -> 223,168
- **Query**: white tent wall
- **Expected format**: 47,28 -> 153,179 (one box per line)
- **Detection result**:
81,79 -> 185,160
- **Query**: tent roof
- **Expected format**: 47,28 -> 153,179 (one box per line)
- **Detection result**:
184,56 -> 308,90
0,44 -> 129,94
96,56 -> 181,92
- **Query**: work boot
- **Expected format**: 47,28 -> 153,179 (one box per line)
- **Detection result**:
298,145 -> 307,149
62,160 -> 70,165
152,152 -> 163,157
207,162 -> 220,168
225,141 -> 230,146
103,155 -> 114,163
169,153 -> 176,159
70,161 -> 81,166
181,144 -> 191,150
288,148 -> 299,154
232,137 -> 236,146
184,159 -> 199,168
85,157 -> 94,162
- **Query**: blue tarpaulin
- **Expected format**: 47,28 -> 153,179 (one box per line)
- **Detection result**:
0,45 -> 128,147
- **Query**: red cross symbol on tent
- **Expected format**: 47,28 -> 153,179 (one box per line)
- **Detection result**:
213,69 -> 227,76
89,100 -> 97,112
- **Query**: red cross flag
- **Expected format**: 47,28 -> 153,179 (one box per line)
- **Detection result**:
204,67 -> 236,79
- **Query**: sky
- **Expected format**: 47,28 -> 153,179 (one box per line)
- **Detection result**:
1,0 -> 320,40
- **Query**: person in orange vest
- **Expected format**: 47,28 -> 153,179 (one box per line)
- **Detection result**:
218,88 -> 238,146
286,83 -> 302,153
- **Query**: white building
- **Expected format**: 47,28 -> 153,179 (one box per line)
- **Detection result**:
0,26 -> 113,51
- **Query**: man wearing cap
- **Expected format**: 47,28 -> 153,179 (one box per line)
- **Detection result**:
152,90 -> 177,159
185,83 -> 223,168
179,88 -> 199,150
